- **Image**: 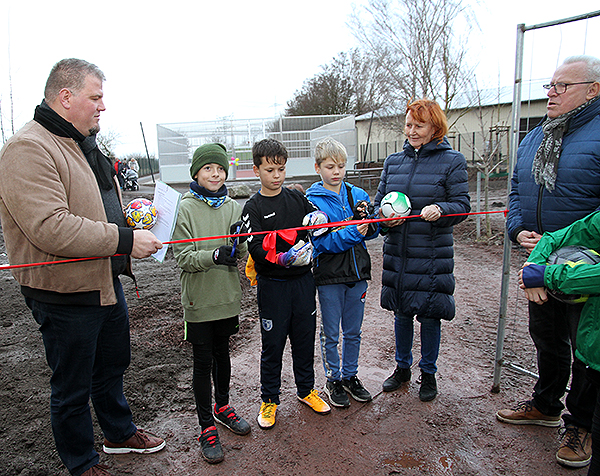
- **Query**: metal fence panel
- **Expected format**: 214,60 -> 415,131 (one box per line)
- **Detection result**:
157,115 -> 356,182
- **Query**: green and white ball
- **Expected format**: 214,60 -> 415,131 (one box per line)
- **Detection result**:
380,191 -> 411,218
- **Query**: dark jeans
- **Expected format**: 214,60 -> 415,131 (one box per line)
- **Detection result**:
394,313 -> 441,375
586,369 -> 600,476
257,273 -> 316,404
529,299 -> 596,429
26,279 -> 136,476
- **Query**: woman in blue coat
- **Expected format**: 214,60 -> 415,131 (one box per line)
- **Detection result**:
374,99 -> 471,401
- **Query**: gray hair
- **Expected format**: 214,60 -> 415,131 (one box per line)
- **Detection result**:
563,55 -> 600,82
44,58 -> 105,103
314,137 -> 348,166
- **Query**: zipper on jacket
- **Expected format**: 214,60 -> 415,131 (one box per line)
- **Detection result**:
536,185 -> 544,234
351,246 -> 360,279
396,151 -> 418,295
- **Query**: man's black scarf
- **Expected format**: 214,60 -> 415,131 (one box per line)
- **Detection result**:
34,100 -> 115,190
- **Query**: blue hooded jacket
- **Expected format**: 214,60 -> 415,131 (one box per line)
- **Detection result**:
306,181 -> 378,286
374,137 -> 470,320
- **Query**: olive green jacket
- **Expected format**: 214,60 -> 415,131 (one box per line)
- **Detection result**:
172,192 -> 247,322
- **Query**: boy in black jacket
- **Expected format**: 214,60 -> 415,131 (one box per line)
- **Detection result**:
242,139 -> 330,430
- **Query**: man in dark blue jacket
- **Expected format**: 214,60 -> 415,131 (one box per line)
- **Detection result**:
497,55 -> 600,469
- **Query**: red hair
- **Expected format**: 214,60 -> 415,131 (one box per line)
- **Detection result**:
406,99 -> 448,143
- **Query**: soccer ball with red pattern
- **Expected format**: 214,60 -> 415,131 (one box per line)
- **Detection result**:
124,198 -> 158,229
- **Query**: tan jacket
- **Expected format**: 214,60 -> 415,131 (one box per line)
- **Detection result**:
0,120 -> 121,305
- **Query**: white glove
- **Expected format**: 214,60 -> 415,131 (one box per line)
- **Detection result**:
276,240 -> 313,267
302,211 -> 329,237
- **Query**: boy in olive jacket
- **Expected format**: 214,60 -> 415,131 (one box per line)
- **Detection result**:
172,143 -> 250,464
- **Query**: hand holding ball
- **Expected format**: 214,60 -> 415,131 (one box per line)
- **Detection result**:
380,192 -> 411,219
125,198 -> 158,229
545,246 -> 600,304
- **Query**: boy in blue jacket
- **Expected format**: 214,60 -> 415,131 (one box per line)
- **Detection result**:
306,137 -> 379,408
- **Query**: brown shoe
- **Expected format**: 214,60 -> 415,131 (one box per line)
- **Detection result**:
556,425 -> 592,468
103,429 -> 166,454
496,400 -> 561,427
81,464 -> 113,476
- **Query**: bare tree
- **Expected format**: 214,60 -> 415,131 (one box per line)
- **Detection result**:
349,0 -> 476,125
458,87 -> 509,239
286,69 -> 352,116
96,129 -> 120,158
286,49 -> 389,116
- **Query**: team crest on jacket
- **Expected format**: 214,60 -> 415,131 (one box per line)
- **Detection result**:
262,319 -> 273,332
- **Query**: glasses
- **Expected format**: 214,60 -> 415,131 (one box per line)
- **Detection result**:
542,82 -> 594,94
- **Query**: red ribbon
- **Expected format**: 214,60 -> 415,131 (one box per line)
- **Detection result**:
262,229 -> 297,263
0,209 -> 509,271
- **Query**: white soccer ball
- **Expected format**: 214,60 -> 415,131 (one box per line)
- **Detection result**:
124,198 -> 158,229
380,191 -> 412,219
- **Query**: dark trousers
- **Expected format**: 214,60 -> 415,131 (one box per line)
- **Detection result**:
26,279 -> 136,476
257,273 -> 316,404
587,369 -> 600,476
529,299 -> 596,429
192,336 -> 231,430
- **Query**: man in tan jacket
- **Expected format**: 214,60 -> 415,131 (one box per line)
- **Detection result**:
0,59 -> 164,476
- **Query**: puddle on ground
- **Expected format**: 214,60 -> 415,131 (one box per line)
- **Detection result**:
383,453 -> 424,469
383,453 -> 454,472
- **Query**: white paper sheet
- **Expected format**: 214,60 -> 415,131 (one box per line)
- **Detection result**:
150,181 -> 182,262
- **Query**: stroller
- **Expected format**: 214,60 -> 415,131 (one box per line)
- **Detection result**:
122,168 -> 139,191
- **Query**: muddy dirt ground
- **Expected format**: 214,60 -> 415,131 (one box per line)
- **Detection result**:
0,178 -> 590,476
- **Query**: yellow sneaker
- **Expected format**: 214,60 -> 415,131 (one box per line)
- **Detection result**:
257,402 -> 277,430
297,389 -> 331,414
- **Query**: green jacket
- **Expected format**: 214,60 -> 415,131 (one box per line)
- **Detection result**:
172,192 -> 247,323
528,211 -> 600,371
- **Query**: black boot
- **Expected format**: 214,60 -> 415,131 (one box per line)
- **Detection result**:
419,371 -> 437,402
382,366 -> 411,392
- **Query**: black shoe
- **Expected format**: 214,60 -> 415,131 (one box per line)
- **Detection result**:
382,366 -> 411,392
419,372 -> 437,402
324,380 -> 350,408
213,404 -> 251,436
342,376 -> 372,402
198,426 -> 224,464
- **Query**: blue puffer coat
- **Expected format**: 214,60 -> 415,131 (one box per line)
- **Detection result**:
374,137 -> 470,320
506,98 -> 600,242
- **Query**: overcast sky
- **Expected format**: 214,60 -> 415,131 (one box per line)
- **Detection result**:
1,1 -> 599,157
